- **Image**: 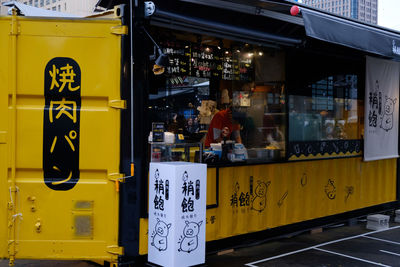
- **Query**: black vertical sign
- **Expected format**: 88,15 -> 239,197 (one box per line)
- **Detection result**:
43,57 -> 81,191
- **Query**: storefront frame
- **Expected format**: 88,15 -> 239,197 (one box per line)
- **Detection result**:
94,0 -> 400,261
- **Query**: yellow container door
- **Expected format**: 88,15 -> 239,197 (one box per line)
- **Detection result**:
0,15 -> 124,263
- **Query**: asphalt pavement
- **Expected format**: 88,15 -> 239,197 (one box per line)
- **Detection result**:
206,220 -> 400,267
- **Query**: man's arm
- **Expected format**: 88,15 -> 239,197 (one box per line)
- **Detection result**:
232,130 -> 242,144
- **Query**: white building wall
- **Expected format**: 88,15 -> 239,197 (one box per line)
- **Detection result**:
303,0 -> 377,24
0,0 -> 98,16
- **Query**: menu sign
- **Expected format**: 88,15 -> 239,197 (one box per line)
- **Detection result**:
191,45 -> 222,79
222,53 -> 234,80
239,55 -> 254,82
160,41 -> 254,81
161,41 -> 190,77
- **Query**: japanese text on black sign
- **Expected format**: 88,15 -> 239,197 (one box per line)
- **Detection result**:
43,57 -> 81,191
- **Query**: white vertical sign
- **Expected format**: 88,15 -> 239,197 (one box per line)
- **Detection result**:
364,56 -> 400,161
148,162 -> 207,267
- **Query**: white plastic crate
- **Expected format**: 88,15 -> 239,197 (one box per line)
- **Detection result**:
395,209 -> 400,223
366,214 -> 390,230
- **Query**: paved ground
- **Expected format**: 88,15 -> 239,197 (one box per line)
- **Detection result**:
1,221 -> 400,266
206,222 -> 400,267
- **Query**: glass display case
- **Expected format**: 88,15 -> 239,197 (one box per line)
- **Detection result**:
150,142 -> 203,163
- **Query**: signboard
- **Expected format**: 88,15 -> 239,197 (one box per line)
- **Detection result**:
43,57 -> 81,191
161,41 -> 190,77
148,162 -> 207,267
160,41 -> 254,81
364,56 -> 400,161
191,45 -> 222,79
152,122 -> 165,143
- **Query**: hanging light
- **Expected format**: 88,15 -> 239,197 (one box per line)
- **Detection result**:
142,27 -> 169,75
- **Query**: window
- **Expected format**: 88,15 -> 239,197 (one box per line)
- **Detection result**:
52,6 -> 56,10
58,4 -> 60,11
46,0 -> 50,4
40,0 -> 44,7
29,0 -> 32,5
34,0 -> 38,7
287,51 -> 363,159
148,30 -> 287,163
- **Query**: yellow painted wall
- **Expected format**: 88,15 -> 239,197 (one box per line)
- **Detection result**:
139,157 -> 397,254
0,16 -> 123,262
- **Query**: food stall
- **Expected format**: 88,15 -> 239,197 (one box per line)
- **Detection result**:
95,0 -> 400,260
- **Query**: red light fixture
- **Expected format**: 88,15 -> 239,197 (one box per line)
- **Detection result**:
290,5 -> 300,16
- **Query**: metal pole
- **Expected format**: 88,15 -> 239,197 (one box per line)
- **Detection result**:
130,0 -> 135,177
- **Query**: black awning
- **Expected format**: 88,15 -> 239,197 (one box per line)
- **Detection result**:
96,0 -> 400,59
149,8 -> 302,47
302,8 -> 400,60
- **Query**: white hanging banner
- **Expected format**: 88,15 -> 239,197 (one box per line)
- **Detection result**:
364,56 -> 400,161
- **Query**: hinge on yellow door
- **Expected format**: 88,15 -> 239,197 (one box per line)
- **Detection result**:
108,173 -> 125,182
10,8 -> 20,35
108,173 -> 125,192
109,100 -> 127,109
106,245 -> 124,255
111,25 -> 128,35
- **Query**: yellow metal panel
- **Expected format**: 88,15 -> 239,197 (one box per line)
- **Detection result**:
206,168 -> 217,207
0,19 -> 10,258
212,158 -> 396,239
0,16 -> 122,262
139,218 -> 149,256
139,157 -> 397,254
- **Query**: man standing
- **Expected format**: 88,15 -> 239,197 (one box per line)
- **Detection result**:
205,107 -> 242,147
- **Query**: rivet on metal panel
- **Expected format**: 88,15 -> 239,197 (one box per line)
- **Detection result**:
28,196 -> 37,212
35,219 -> 41,233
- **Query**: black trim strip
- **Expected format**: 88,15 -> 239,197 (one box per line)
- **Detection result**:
178,0 -> 304,26
205,201 -> 400,254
